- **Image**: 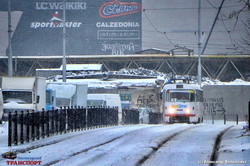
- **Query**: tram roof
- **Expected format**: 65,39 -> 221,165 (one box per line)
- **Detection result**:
162,83 -> 201,91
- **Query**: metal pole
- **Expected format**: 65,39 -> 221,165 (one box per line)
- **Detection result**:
7,0 -> 13,77
197,0 -> 201,86
212,114 -> 214,124
249,102 -> 250,130
8,112 -> 12,146
224,114 -> 226,125
62,0 -> 67,82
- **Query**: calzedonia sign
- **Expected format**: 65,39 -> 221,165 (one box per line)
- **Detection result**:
10,0 -> 142,56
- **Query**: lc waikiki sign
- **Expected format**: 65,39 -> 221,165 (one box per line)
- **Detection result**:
35,2 -> 86,10
99,0 -> 141,18
30,1 -> 86,29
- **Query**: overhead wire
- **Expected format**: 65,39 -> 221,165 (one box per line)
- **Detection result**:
206,0 -> 218,9
142,28 -> 245,33
143,0 -> 249,54
217,2 -> 249,54
143,4 -> 244,11
205,0 -> 249,54
143,9 -> 175,46
219,13 -> 236,46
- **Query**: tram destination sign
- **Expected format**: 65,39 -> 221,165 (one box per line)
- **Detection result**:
2,0 -> 142,56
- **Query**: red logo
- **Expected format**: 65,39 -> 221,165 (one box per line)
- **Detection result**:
99,0 -> 142,18
6,161 -> 42,165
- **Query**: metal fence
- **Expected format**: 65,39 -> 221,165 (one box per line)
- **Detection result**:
149,112 -> 163,124
203,114 -> 239,125
8,106 -> 119,146
122,109 -> 139,125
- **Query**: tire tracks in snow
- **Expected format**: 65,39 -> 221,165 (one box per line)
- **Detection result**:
0,131 -> 85,163
2,127 -> 113,158
136,125 -> 201,166
46,125 -> 201,166
209,126 -> 233,166
39,125 -> 162,166
0,125 -> 154,163
137,125 -> 233,166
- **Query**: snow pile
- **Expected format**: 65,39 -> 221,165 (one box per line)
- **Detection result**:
225,79 -> 250,85
48,67 -> 250,88
218,124 -> 250,165
56,78 -> 157,88
241,123 -> 249,137
114,67 -> 167,77
202,78 -> 250,86
201,77 -> 223,86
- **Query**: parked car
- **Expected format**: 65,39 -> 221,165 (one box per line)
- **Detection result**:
138,107 -> 156,124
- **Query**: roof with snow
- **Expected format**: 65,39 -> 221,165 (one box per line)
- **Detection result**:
59,64 -> 103,71
136,48 -> 169,54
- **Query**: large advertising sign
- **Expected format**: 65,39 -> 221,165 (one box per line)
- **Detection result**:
9,0 -> 142,56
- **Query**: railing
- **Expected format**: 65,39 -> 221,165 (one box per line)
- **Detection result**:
203,114 -> 239,125
149,112 -> 163,124
8,106 -> 119,146
122,108 -> 139,124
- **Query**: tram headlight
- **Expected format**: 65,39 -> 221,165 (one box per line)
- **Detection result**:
169,108 -> 175,114
186,108 -> 190,114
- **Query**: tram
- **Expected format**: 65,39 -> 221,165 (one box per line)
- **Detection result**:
162,80 -> 204,123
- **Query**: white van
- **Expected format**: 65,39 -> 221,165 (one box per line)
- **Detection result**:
87,94 -> 122,124
2,77 -> 46,115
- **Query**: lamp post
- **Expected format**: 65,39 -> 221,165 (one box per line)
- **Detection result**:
8,0 -> 13,77
197,0 -> 201,87
62,0 -> 66,82
199,0 -> 225,86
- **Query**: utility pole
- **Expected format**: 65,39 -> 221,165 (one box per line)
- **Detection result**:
198,0 -> 225,86
8,0 -> 13,77
197,0 -> 202,86
62,0 -> 66,82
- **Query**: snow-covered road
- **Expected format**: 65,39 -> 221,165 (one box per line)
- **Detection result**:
142,125 -> 231,166
0,123 -> 249,166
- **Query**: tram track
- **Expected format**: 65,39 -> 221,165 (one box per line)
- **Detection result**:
209,126 -> 233,166
44,125 -> 200,166
43,125 -> 167,166
1,124 -> 236,166
0,125 -> 155,163
136,125 -> 200,166
138,125 -> 233,166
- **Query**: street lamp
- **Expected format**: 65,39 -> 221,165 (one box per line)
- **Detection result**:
62,0 -> 66,82
8,0 -> 13,77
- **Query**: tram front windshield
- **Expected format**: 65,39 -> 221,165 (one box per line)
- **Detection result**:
169,91 -> 195,102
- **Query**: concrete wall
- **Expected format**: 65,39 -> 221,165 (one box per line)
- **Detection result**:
203,85 -> 250,121
119,86 -> 161,112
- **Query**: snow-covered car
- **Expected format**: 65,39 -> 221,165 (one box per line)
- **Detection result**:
139,108 -> 156,124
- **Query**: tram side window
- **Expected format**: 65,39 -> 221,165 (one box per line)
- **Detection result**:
190,93 -> 195,102
196,90 -> 204,102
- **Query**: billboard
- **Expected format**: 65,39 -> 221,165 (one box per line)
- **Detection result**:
8,0 -> 142,56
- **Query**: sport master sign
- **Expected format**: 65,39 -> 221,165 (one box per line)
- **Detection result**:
11,0 -> 142,56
